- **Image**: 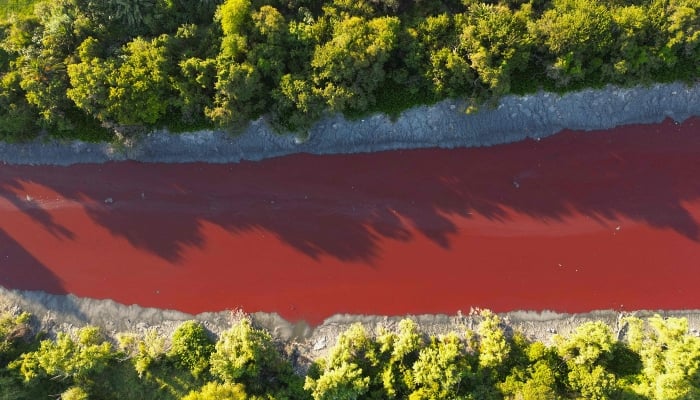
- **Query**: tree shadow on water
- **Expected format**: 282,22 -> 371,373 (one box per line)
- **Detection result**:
1,117 -> 699,265
0,228 -> 65,294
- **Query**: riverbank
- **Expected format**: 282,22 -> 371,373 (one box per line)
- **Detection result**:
3,287 -> 700,366
1,82 -> 698,166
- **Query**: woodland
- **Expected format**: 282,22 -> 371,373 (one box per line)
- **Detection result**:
2,309 -> 700,399
0,0 -> 698,141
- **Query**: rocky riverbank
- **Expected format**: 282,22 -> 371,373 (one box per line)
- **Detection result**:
3,287 -> 699,368
1,82 -> 698,166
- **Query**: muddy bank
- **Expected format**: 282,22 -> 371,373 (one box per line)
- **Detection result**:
0,82 -> 698,166
3,287 -> 699,365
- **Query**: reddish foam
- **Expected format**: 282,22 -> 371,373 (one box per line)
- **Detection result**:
1,117 -> 699,324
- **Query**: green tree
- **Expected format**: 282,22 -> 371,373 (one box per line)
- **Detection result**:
66,37 -> 111,122
106,35 -> 173,125
409,333 -> 469,399
459,3 -> 532,96
499,340 -> 563,400
311,15 -> 400,113
532,0 -> 614,86
61,386 -> 89,400
68,35 -> 174,126
207,61 -> 267,127
0,310 -> 31,365
304,323 -> 378,400
305,361 -> 370,400
9,0 -> 96,131
0,70 -> 39,139
217,0 -> 252,38
209,0 -> 275,127
173,56 -> 217,126
477,310 -> 511,370
117,328 -> 166,378
181,381 -> 251,400
249,5 -> 289,84
321,0 -> 380,20
270,73 -> 323,132
607,4 -> 665,83
216,0 -> 252,61
168,320 -> 214,378
10,326 -> 113,388
210,318 -> 294,396
554,321 -> 619,399
623,315 -> 700,399
663,0 -> 700,73
376,319 -> 424,399
403,13 -> 473,98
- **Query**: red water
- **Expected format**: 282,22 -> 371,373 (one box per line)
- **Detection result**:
1,117 -> 699,324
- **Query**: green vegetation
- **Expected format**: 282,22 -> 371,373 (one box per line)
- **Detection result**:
1,307 -> 700,399
0,0 -> 39,19
0,0 -> 698,140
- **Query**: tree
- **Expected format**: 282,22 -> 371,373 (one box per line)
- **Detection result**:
208,0 -> 274,127
500,342 -> 563,400
477,310 -> 511,370
0,310 -> 31,366
622,315 -> 700,399
210,318 -> 293,395
249,5 -> 289,84
68,35 -> 174,126
61,386 -> 90,400
117,328 -> 166,377
270,73 -> 323,132
173,56 -> 217,126
554,321 -> 619,399
106,35 -> 173,125
403,13 -> 474,98
607,4 -> 665,83
663,0 -> 700,72
215,0 -> 252,61
0,70 -> 39,139
160,0 -> 220,27
531,0 -> 614,86
66,37 -> 111,122
311,15 -> 400,113
409,333 -> 469,399
207,61 -> 267,127
217,0 -> 252,38
9,0 -> 96,131
374,319 -> 424,399
10,326 -> 113,389
168,320 -> 214,378
304,323 -> 378,400
459,3 -> 532,96
181,381 -> 250,400
305,361 -> 371,400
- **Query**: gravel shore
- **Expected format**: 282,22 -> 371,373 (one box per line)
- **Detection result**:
3,287 -> 700,367
1,82 -> 698,166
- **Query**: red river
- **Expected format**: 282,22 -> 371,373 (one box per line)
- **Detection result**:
1,117 -> 699,324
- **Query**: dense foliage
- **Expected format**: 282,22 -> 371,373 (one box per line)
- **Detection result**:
0,0 -> 698,140
1,308 -> 700,399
